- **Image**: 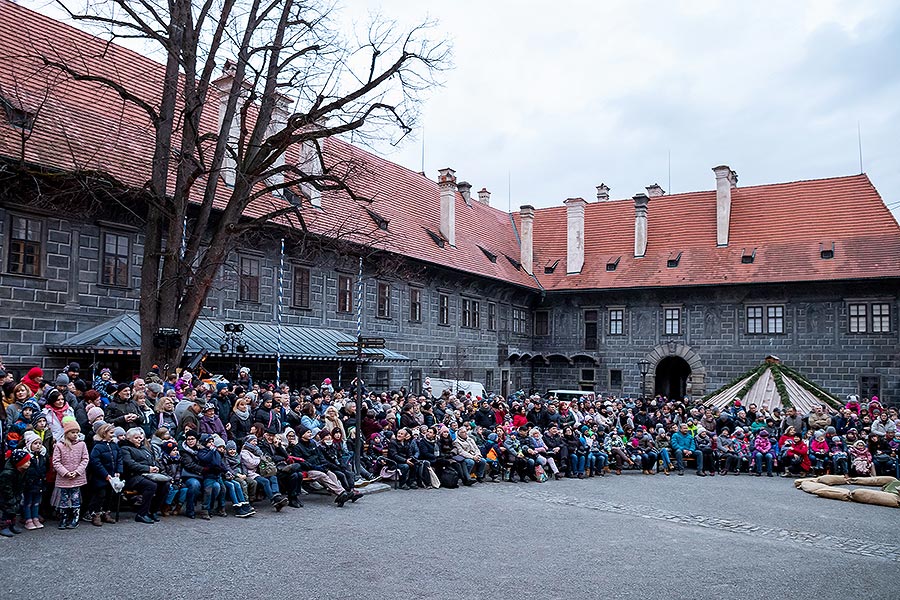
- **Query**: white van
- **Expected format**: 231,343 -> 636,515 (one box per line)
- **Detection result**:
548,389 -> 597,404
425,377 -> 487,399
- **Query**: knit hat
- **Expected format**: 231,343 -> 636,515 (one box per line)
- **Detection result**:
225,440 -> 237,452
23,431 -> 44,454
115,383 -> 130,394
184,430 -> 200,441
161,440 -> 178,454
832,436 -> 842,444
294,425 -> 309,439
825,426 -> 836,435
100,368 -> 111,376
92,420 -> 109,434
759,430 -> 769,436
87,405 -> 105,423
62,415 -> 81,434
22,399 -> 40,414
113,427 -> 126,438
244,434 -> 258,444
815,430 -> 826,440
10,449 -> 31,469
212,434 -> 226,448
55,373 -> 70,386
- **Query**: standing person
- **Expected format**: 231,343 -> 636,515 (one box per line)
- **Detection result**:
86,423 -> 122,526
51,417 -> 89,529
0,449 -> 32,537
21,431 -> 47,529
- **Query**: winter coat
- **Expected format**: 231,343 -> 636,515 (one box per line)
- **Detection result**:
228,412 -> 252,445
52,440 -> 89,488
253,407 -> 283,433
0,463 -> 25,514
42,405 -> 74,442
388,439 -> 419,465
293,439 -> 330,472
453,436 -> 482,460
199,414 -> 227,439
179,444 -> 205,480
22,453 -> 47,494
120,440 -> 161,486
105,397 -> 146,428
473,407 -> 495,429
89,439 -> 124,487
670,431 -> 696,452
753,435 -> 773,454
416,438 -> 441,462
197,446 -> 228,477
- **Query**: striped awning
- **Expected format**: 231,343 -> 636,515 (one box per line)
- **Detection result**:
46,313 -> 410,363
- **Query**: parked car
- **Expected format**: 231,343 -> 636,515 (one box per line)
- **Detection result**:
425,377 -> 487,399
547,389 -> 596,404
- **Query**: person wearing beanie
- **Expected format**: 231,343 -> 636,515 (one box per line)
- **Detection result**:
87,405 -> 105,425
199,403 -> 228,440
52,416 -> 89,529
92,368 -> 116,406
292,426 -> 361,507
157,439 -> 185,517
212,434 -> 253,517
86,422 -> 122,526
0,449 -> 32,537
21,431 -> 47,530
105,383 -> 145,430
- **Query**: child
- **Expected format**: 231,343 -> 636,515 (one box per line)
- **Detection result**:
159,440 -> 185,516
0,449 -> 31,537
849,439 -> 876,477
51,416 -> 89,529
93,368 -> 115,406
225,440 -> 254,506
87,422 -> 122,526
809,430 -> 831,475
21,431 -> 47,529
830,436 -> 849,475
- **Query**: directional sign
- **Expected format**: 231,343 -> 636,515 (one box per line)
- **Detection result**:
336,341 -> 359,348
337,349 -> 361,356
361,353 -> 385,361
360,337 -> 386,345
360,342 -> 385,349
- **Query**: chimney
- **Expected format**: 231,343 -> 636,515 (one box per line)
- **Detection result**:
438,168 -> 457,246
457,181 -> 472,206
646,183 -> 665,198
596,183 -> 610,201
519,205 -> 535,275
477,187 -> 491,205
634,193 -> 649,257
564,197 -> 587,274
712,165 -> 737,246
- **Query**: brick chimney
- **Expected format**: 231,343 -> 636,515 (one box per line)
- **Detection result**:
519,205 -> 535,275
457,181 -> 472,206
634,193 -> 650,258
646,183 -> 665,198
477,187 -> 491,206
564,197 -> 587,274
713,165 -> 737,246
596,183 -> 610,201
438,168 -> 456,246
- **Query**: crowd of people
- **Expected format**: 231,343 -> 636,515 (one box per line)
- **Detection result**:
1,361 -> 898,538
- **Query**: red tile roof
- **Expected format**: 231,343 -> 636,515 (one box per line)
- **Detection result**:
522,175 -> 900,290
2,0 -> 898,293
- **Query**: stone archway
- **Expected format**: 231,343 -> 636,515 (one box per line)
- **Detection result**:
645,342 -> 707,399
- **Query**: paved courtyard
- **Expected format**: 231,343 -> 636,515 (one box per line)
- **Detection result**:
1,474 -> 896,600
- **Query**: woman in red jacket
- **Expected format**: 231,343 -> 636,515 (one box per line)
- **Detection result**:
783,434 -> 811,477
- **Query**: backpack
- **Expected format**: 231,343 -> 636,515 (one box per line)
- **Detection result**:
439,467 -> 460,489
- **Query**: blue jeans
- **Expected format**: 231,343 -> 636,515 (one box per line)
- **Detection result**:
202,477 -> 222,511
165,486 -> 188,506
658,448 -> 671,469
832,455 -> 848,475
674,449 -> 703,472
461,458 -> 487,479
221,478 -> 246,505
255,475 -> 280,499
569,454 -> 586,475
22,491 -> 41,520
754,451 -> 774,474
588,452 -> 608,472
182,477 -> 202,516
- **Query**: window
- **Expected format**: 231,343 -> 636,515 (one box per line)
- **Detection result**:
534,310 -> 550,336
409,369 -> 422,394
292,266 -> 310,308
439,294 -> 450,325
664,308 -> 681,335
872,303 -> 891,333
375,369 -> 389,390
338,275 -> 353,313
100,231 -> 129,287
849,303 -> 867,334
609,308 -> 624,336
609,369 -> 623,390
859,375 -> 880,400
461,298 -> 480,328
487,302 -> 497,331
767,306 -> 784,334
438,370 -> 449,379
747,306 -> 763,334
485,370 -> 494,392
463,370 -> 473,381
239,256 -> 260,302
580,369 -> 595,382
512,307 -> 527,334
409,287 -> 422,322
1,97 -> 35,130
584,310 -> 598,350
377,282 -> 390,318
7,215 -> 42,276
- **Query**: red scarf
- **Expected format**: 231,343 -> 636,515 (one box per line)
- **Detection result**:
49,402 -> 71,425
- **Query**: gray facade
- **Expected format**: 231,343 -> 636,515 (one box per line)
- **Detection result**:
1,204 -> 897,402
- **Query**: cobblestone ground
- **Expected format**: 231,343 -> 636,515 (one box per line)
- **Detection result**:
0,473 -> 895,600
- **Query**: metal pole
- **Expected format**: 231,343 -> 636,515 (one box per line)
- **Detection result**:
353,256 -> 364,473
276,238 -> 284,387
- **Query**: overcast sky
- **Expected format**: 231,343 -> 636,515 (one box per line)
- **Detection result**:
24,0 -> 900,219
349,0 -> 900,219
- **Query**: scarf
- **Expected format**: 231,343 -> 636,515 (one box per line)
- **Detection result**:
49,402 -> 71,425
232,406 -> 250,421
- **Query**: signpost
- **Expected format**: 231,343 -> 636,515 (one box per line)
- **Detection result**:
337,335 -> 387,472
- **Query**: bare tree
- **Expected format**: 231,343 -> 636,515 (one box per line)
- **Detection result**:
35,0 -> 448,373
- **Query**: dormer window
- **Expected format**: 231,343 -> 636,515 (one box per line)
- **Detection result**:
365,208 -> 389,231
424,228 -> 445,248
666,251 -> 682,268
478,245 -> 498,263
606,256 -> 621,272
741,248 -> 756,264
820,242 -> 835,260
1,97 -> 35,131
544,259 -> 559,274
505,255 -> 522,271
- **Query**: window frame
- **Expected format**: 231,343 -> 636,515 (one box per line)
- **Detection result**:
746,306 -> 764,334
291,265 -> 311,309
534,310 -> 550,337
512,307 -> 527,335
238,255 -> 261,303
487,302 -> 497,331
376,281 -> 391,319
584,309 -> 598,350
375,369 -> 389,390
5,213 -> 45,277
438,293 -> 450,326
409,286 -> 422,323
99,230 -> 131,287
766,305 -> 785,334
337,274 -> 353,314
461,298 -> 473,328
848,303 -> 867,334
663,307 -> 681,336
608,307 -> 624,336
871,303 -> 891,333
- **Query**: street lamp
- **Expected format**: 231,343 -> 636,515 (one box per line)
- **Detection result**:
638,359 -> 651,400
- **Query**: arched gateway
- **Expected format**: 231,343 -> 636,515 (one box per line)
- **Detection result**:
644,343 -> 707,400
